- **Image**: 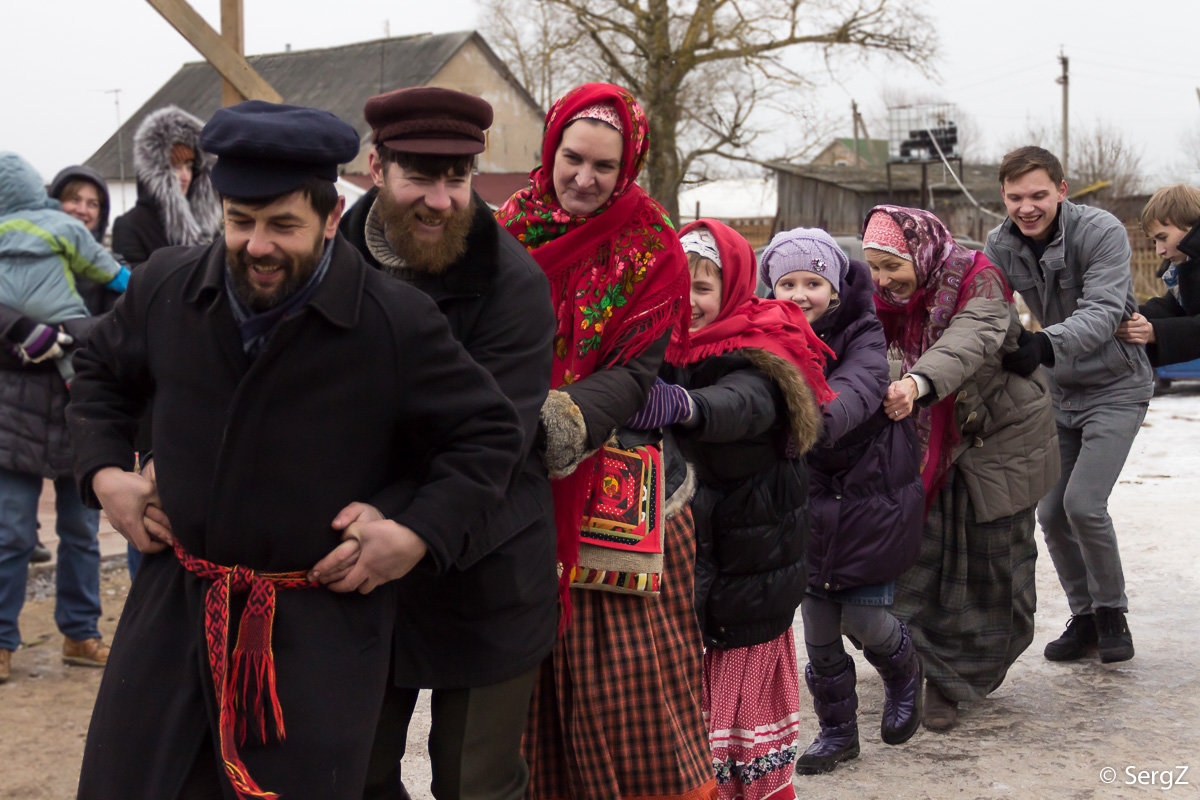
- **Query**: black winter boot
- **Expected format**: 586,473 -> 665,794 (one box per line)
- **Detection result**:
1095,607 -> 1134,663
796,657 -> 860,775
1044,614 -> 1098,661
863,621 -> 923,745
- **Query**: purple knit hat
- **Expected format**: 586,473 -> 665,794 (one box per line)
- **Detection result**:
759,227 -> 849,295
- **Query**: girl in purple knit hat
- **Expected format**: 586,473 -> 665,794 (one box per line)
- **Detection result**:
761,226 -> 925,773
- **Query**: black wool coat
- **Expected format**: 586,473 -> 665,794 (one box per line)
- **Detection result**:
111,188 -> 169,267
340,188 -> 558,688
67,235 -> 523,799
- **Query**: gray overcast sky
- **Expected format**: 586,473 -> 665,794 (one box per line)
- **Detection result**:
4,0 -> 1198,187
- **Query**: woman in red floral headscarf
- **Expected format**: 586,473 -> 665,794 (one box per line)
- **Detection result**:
864,205 -> 1058,732
498,84 -> 712,799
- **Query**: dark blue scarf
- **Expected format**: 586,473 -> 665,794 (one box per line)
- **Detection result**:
225,238 -> 334,358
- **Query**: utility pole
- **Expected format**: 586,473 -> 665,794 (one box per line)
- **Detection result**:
1057,48 -> 1069,178
851,100 -> 861,167
105,88 -> 126,213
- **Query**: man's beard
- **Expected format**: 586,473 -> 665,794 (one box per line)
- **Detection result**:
228,234 -> 323,313
377,191 -> 473,274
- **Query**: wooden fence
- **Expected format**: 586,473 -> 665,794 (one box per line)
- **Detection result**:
1127,225 -> 1165,303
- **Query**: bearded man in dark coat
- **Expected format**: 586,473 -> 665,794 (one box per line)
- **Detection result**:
67,101 -> 523,800
328,86 -> 557,800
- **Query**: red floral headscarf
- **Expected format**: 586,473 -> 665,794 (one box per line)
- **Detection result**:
497,84 -> 691,614
497,83 -> 689,385
866,205 -> 1012,510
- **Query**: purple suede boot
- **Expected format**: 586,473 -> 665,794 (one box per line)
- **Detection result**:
796,657 -> 860,775
863,620 -> 924,745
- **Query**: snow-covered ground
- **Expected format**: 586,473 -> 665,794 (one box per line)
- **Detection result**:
398,386 -> 1200,798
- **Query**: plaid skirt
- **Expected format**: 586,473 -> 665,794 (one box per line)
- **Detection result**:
525,507 -> 716,800
892,467 -> 1037,703
703,630 -> 799,800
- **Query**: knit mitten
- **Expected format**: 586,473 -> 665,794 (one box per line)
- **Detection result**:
626,378 -> 694,430
7,318 -> 72,364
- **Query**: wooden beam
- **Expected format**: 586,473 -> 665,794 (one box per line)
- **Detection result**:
220,0 -> 245,106
145,0 -> 282,104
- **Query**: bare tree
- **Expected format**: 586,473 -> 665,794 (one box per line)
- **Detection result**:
1175,122 -> 1200,181
1071,121 -> 1145,200
480,0 -> 937,222
479,0 -> 597,110
999,119 -> 1146,203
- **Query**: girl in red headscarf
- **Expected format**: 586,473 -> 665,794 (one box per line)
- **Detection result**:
625,218 -> 832,799
864,205 -> 1058,732
498,83 -> 710,800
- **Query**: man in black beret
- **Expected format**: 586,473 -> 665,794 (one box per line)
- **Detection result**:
67,100 -> 523,800
335,86 -> 556,800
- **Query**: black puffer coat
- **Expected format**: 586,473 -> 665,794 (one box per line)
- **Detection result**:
805,260 -> 923,592
662,347 -> 821,650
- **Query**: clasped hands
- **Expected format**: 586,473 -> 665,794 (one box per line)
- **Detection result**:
91,464 -> 425,594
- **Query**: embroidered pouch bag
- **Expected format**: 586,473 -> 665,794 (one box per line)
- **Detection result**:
569,439 -> 664,595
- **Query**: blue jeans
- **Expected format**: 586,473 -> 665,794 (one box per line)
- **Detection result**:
0,467 -> 101,650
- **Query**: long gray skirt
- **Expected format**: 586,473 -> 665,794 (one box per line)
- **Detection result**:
892,466 -> 1037,703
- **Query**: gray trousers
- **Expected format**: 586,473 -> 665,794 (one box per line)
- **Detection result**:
1037,401 -> 1147,615
363,665 -> 538,800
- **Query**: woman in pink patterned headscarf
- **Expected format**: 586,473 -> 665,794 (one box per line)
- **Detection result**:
863,205 -> 1059,732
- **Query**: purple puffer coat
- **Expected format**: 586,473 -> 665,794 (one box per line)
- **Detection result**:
803,259 -> 924,591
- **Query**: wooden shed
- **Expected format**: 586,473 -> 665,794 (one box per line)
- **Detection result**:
770,160 -> 1007,244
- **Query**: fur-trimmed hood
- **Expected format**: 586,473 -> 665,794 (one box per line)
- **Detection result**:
132,105 -> 220,246
741,346 -> 822,455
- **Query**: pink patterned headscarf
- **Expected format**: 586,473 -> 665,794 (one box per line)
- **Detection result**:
863,213 -> 912,262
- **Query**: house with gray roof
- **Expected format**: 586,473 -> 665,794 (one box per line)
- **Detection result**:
86,31 -> 544,213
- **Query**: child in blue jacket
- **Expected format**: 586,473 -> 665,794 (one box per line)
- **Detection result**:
0,152 -> 128,366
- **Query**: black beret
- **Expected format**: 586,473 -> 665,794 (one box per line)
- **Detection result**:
200,101 -> 361,198
364,87 -> 493,156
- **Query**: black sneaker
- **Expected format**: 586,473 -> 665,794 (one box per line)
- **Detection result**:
1095,607 -> 1134,663
30,543 -> 52,564
1044,614 -> 1098,661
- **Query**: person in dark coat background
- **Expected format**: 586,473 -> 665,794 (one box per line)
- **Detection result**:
329,86 -> 556,800
67,101 -> 523,800
761,228 -> 924,774
111,105 -> 223,576
111,104 -> 221,267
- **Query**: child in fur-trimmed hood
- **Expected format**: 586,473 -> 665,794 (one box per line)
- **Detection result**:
626,218 -> 831,800
112,105 -> 221,266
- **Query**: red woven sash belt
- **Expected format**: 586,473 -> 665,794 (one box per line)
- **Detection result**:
173,540 -> 316,800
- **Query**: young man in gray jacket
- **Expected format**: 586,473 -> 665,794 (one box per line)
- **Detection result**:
985,146 -> 1152,664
